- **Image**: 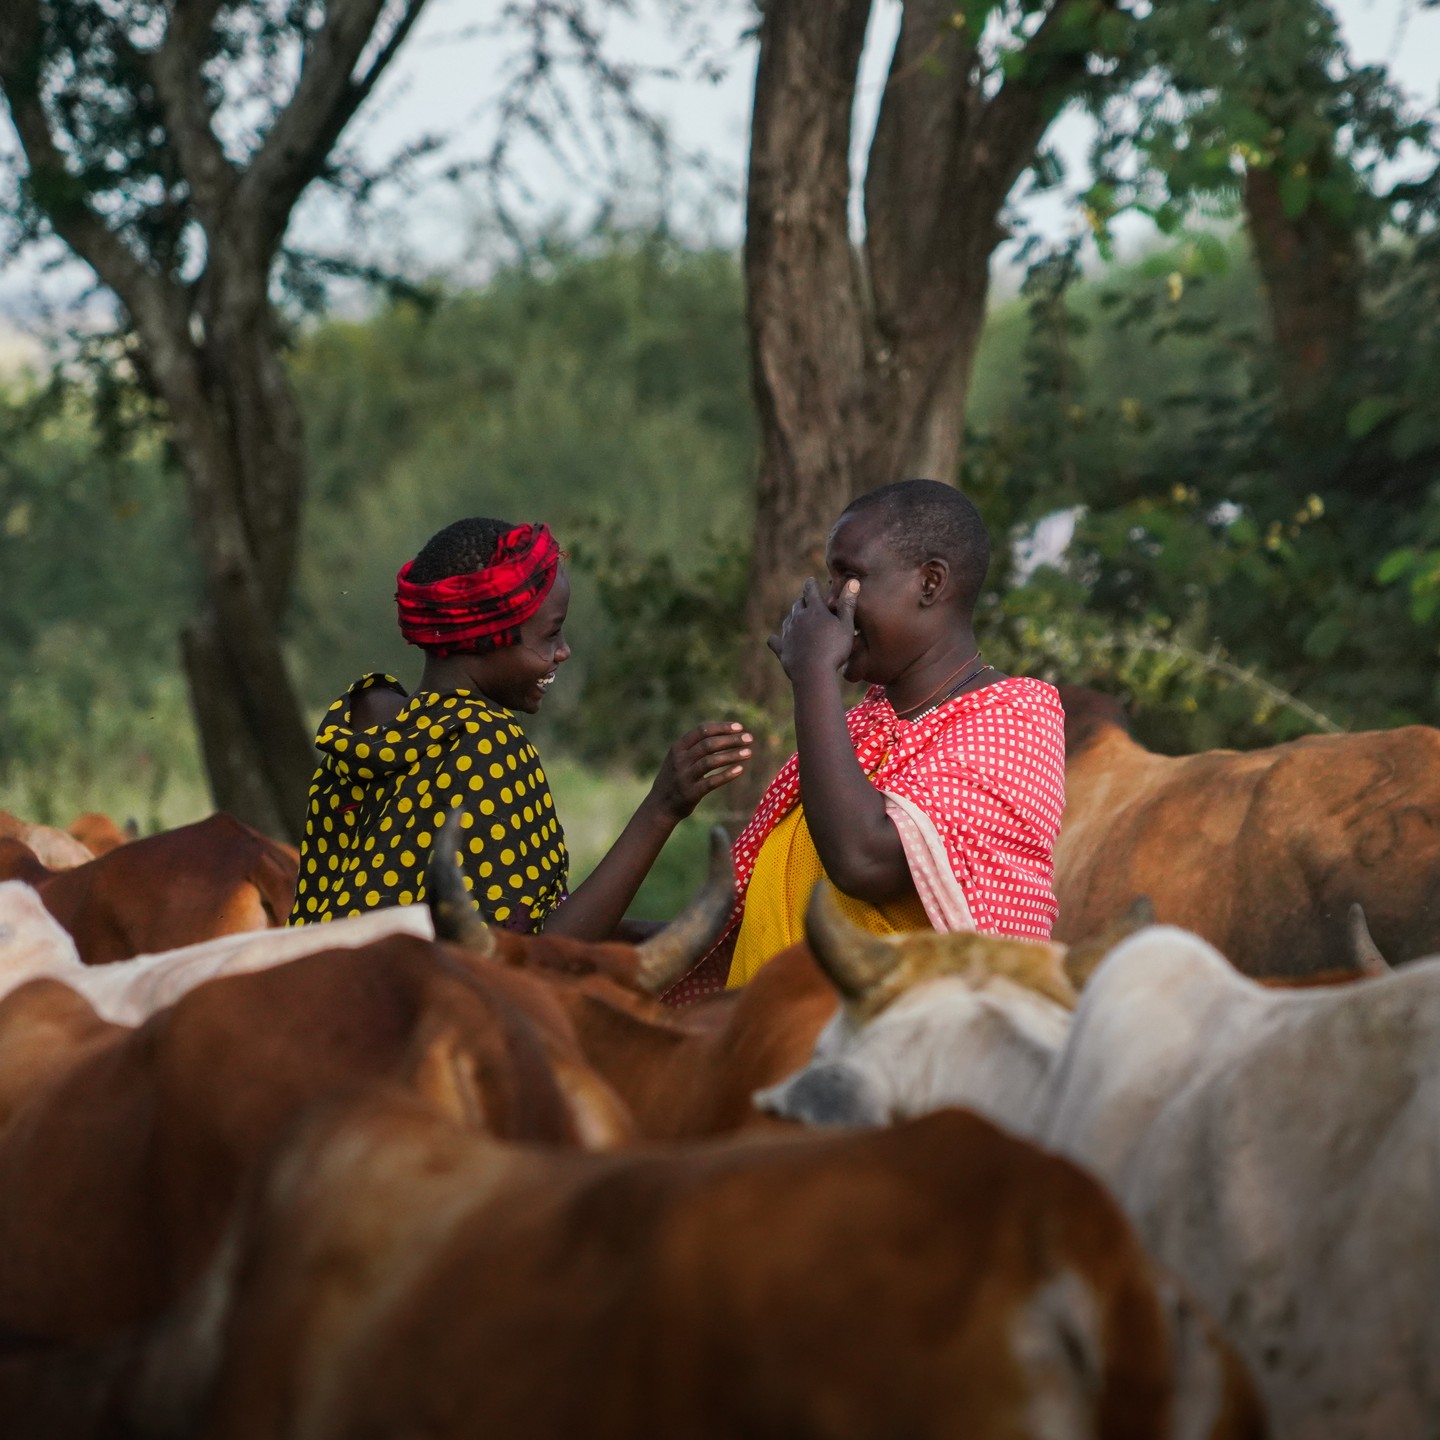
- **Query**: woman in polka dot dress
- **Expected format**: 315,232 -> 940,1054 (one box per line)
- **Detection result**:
289,517 -> 752,936
667,480 -> 1067,1003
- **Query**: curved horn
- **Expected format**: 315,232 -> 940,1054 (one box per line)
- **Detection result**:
425,811 -> 496,956
1347,903 -> 1390,976
804,881 -> 902,1002
634,827 -> 736,995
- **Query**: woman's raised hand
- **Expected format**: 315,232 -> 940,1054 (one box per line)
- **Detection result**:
648,721 -> 754,820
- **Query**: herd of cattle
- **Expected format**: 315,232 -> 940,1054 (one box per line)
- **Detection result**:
0,684 -> 1435,1437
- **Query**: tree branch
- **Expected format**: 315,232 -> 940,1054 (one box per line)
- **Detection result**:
238,0 -> 431,263
0,0 -> 170,328
971,0 -> 1118,209
145,0 -> 239,230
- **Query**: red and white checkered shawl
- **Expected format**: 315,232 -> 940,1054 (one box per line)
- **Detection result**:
664,676 -> 1067,1005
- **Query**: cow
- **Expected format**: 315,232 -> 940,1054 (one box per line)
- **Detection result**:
0,880 -> 432,1025
1034,925 -> 1440,1440
0,814 -> 93,870
1055,685 -> 1440,977
426,820 -> 851,1139
122,1090 -> 1264,1440
0,931 -> 641,1347
6,814 -> 299,964
65,813 -> 133,857
755,883 -> 1078,1130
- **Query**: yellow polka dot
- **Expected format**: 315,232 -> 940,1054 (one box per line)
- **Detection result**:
479,861 -> 493,878
380,817 -> 393,832
397,797 -> 413,814
426,744 -> 442,761
399,891 -> 413,904
494,906 -> 511,922
334,737 -> 348,752
463,875 -> 475,892
535,767 -> 546,784
417,779 -> 431,797
500,786 -> 513,804
356,768 -> 373,780
352,871 -> 367,887
383,870 -> 398,886
479,799 -> 495,816
489,763 -> 504,779
494,729 -> 509,747
486,884 -> 503,901
336,892 -> 350,906
405,748 -> 418,764
506,755 -> 517,771
526,865 -> 539,881
354,742 -> 370,759
416,831 -> 432,848
499,848 -> 514,865
306,858 -> 316,873
429,724 -> 445,739
348,909 -> 361,918
400,849 -> 415,866
430,810 -> 445,828
437,773 -> 452,790
385,730 -> 401,743
306,896 -> 317,912
491,823 -> 506,840
477,738 -> 492,755
364,837 -> 376,851
305,820 -> 314,837
317,838 -> 328,854
455,755 -> 472,772
468,775 -> 484,792
365,891 -> 380,906
508,873 -> 522,888
469,838 -> 484,855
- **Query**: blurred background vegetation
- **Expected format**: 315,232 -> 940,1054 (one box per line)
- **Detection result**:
4,217 -> 1440,910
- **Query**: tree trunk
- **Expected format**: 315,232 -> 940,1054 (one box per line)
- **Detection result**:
739,0 -> 1098,794
137,280 -> 316,842
1244,161 -> 1362,456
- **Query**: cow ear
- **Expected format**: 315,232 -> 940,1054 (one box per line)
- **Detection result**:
753,1062 -> 889,1129
553,1060 -> 636,1150
411,1027 -> 487,1132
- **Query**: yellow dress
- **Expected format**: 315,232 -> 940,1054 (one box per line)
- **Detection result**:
727,804 -> 931,988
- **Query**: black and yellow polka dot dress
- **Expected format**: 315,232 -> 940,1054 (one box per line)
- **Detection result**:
288,673 -> 569,929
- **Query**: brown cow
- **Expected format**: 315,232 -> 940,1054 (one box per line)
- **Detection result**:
426,821 -> 837,1138
7,815 -> 298,964
1055,685 -> 1440,977
0,935 -> 633,1347
129,1091 -> 1264,1440
0,815 -> 91,870
66,813 -> 133,857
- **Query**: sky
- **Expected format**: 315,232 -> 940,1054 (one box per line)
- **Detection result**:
1,0 -> 1439,356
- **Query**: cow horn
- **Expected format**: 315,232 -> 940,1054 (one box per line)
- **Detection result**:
1347,903 -> 1390,976
425,811 -> 496,956
1063,895 -> 1155,991
804,881 -> 901,1001
634,827 -> 736,995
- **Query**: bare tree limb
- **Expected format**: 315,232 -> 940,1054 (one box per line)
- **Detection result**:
239,0 -> 431,263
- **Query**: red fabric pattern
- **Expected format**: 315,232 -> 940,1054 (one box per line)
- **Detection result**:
663,677 -> 1067,1005
395,524 -> 561,656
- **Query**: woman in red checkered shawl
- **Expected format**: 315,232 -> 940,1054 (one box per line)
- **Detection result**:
665,481 -> 1066,1004
290,517 -> 752,936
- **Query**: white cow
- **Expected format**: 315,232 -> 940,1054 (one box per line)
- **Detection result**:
755,884 -> 1075,1133
1038,926 -> 1440,1440
0,881 -> 434,1025
764,895 -> 1440,1440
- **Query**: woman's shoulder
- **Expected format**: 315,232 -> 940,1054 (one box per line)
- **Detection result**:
943,676 -> 1065,740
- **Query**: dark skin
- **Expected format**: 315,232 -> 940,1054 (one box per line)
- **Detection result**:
768,509 -> 1006,906
353,571 -> 752,941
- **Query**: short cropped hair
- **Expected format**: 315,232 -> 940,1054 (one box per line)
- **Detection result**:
406,517 -> 515,586
840,479 -> 991,611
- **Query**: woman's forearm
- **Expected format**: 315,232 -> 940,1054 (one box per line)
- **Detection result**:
792,666 -> 911,901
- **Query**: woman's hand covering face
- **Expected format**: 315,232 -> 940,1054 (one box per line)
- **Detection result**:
768,577 -> 859,681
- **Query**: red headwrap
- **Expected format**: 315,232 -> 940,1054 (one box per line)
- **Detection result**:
395,523 -> 562,656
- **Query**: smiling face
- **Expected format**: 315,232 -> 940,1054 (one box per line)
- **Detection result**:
824,511 -> 931,685
468,570 -> 572,713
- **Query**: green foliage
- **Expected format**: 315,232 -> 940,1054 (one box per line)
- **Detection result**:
0,381 -> 205,826
966,219 -> 1440,752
